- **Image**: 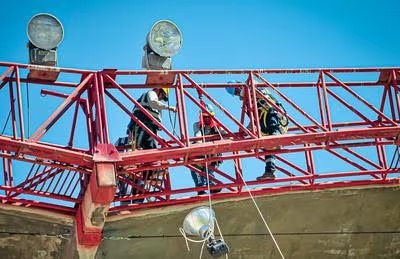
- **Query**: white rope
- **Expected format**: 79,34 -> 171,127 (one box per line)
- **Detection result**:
179,227 -> 213,244
180,103 -> 283,258
178,108 -> 229,259
199,241 -> 206,259
200,124 -> 213,211
200,120 -> 217,259
179,224 -> 214,259
214,218 -> 229,259
200,114 -> 230,258
214,125 -> 285,259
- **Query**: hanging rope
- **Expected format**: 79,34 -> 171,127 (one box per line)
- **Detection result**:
179,101 -> 228,259
166,90 -> 178,137
199,104 -> 228,259
214,126 -> 285,259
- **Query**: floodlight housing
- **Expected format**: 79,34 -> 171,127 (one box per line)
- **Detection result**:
182,207 -> 229,258
142,20 -> 182,70
183,206 -> 215,238
27,13 -> 63,67
27,13 -> 63,50
148,20 -> 182,57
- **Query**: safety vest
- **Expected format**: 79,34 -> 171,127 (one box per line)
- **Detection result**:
133,91 -> 162,123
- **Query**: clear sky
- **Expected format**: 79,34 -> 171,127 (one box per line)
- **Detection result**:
0,0 -> 399,203
1,0 -> 399,70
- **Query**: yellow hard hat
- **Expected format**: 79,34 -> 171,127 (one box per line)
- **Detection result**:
161,88 -> 169,96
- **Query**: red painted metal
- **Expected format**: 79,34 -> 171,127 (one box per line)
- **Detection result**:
1,62 -> 400,245
75,208 -> 102,246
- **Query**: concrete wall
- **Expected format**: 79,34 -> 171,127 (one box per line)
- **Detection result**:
99,186 -> 400,259
0,185 -> 399,259
0,206 -> 75,259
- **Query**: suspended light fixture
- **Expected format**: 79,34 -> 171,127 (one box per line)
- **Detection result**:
27,13 -> 63,66
142,20 -> 182,70
182,207 -> 229,258
26,13 -> 63,81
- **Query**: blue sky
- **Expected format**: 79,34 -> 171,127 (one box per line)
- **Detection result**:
0,0 -> 399,203
1,0 -> 399,70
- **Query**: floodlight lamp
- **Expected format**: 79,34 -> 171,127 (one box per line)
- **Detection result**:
183,206 -> 215,238
142,20 -> 182,70
26,13 -> 63,80
27,13 -> 64,50
147,20 -> 182,57
182,207 -> 229,258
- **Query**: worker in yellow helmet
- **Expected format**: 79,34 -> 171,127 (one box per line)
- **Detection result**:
121,87 -> 176,205
127,87 -> 176,149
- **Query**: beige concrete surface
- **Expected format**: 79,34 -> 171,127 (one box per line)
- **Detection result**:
0,205 -> 75,259
1,185 -> 399,259
98,185 -> 400,259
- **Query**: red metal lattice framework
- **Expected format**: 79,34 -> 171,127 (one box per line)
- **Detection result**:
1,62 -> 400,218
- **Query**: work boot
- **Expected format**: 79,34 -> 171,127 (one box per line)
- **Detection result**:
197,190 -> 207,195
210,188 -> 222,194
256,170 -> 276,181
209,183 -> 222,194
132,198 -> 144,204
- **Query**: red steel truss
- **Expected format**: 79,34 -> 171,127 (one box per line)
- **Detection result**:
1,62 -> 400,246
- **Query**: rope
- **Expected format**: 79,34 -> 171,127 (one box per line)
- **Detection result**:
179,226 -> 213,259
199,120 -> 217,258
201,127 -> 214,211
198,114 -> 229,258
214,126 -> 285,259
199,240 -> 206,259
167,91 -> 178,137
179,106 -> 229,259
214,218 -> 229,259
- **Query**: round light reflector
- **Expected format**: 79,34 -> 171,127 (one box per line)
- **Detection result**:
27,13 -> 64,50
148,20 -> 182,57
182,206 -> 215,238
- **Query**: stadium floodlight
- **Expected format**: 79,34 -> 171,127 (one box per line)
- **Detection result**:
27,13 -> 64,66
142,20 -> 182,70
182,207 -> 229,258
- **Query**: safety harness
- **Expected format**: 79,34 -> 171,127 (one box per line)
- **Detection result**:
257,88 -> 289,135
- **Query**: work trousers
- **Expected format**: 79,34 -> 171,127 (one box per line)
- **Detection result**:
262,109 -> 281,173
